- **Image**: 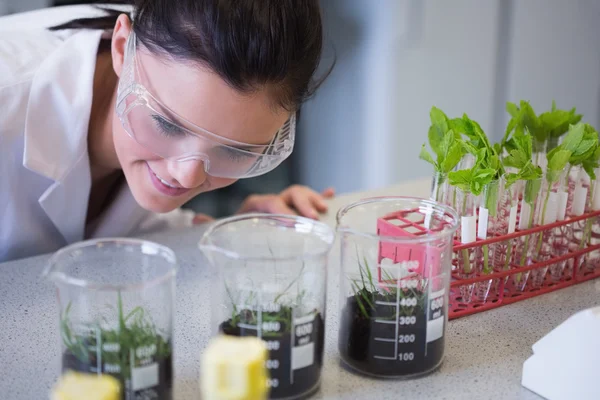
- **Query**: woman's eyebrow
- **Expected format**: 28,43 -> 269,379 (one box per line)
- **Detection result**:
156,105 -> 275,149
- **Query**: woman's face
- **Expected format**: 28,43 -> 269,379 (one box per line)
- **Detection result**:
110,19 -> 290,213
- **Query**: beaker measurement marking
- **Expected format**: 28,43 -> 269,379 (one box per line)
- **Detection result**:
96,326 -> 101,375
293,314 -> 315,325
265,340 -> 281,351
373,355 -> 397,360
238,323 -> 259,330
375,300 -> 397,306
394,274 -> 400,361
102,343 -> 120,352
377,279 -> 419,289
374,337 -> 396,343
374,319 -> 397,325
237,303 -> 281,313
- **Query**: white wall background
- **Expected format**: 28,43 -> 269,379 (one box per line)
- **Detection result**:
3,0 -> 600,197
297,0 -> 600,195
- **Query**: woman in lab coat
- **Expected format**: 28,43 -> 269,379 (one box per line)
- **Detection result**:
0,1 -> 334,262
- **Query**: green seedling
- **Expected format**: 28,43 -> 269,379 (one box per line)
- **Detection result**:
61,292 -> 171,382
420,106 -> 465,201
350,246 -> 428,320
223,257 -> 311,338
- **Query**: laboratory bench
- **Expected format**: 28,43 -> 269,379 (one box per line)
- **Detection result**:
1,178 -> 598,399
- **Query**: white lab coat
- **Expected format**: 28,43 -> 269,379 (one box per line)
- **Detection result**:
0,28 -> 195,263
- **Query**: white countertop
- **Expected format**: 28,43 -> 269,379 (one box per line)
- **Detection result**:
1,178 -> 599,399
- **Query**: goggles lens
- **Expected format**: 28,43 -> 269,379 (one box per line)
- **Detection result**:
115,33 -> 295,179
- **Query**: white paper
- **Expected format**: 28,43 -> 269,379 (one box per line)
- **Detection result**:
292,342 -> 315,370
557,191 -> 568,221
572,185 -> 588,216
519,200 -> 532,230
427,289 -> 445,343
132,363 -> 159,391
544,192 -> 558,225
508,205 -> 518,234
522,306 -> 600,400
461,215 -> 476,243
477,207 -> 489,239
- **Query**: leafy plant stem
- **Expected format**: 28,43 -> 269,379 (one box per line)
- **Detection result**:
535,189 -> 551,254
579,180 -> 595,251
460,193 -> 472,274
519,208 -> 535,266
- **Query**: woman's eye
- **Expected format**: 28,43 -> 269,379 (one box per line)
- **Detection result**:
152,115 -> 185,137
217,146 -> 255,163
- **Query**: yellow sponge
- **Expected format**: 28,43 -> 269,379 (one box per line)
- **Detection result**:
51,371 -> 121,400
200,335 -> 269,400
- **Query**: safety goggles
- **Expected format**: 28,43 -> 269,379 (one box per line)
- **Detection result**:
115,32 -> 295,179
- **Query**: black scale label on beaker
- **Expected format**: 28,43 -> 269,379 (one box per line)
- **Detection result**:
223,309 -> 323,399
367,287 -> 430,374
62,338 -> 172,400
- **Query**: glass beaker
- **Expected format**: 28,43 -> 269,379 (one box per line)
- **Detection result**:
199,214 -> 335,400
44,238 -> 177,400
336,197 -> 459,378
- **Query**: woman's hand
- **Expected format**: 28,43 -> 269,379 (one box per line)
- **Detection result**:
237,185 -> 335,219
192,213 -> 215,224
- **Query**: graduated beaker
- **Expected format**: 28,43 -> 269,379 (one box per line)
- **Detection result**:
44,238 -> 177,400
336,197 -> 459,378
199,213 -> 335,400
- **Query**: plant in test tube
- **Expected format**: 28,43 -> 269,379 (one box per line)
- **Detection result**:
562,124 -> 600,272
420,106 -> 465,204
539,100 -> 583,153
447,114 -> 501,301
500,129 -> 543,269
503,101 -> 547,166
60,292 -> 173,400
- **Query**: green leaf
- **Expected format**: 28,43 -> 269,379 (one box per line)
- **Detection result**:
524,178 -> 542,205
441,141 -> 463,173
583,160 -> 599,181
547,148 -> 571,171
448,169 -> 472,191
546,148 -> 572,183
429,106 -> 449,155
503,148 -> 528,169
419,144 -> 436,167
561,123 -> 585,153
506,101 -> 519,117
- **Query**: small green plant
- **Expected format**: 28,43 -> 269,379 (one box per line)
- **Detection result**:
61,292 -> 171,381
223,260 -> 311,338
350,247 -> 428,320
500,130 -> 543,271
540,100 -> 582,152
419,107 -> 465,201
448,115 -> 503,275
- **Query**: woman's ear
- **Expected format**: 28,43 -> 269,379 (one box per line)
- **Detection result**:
111,13 -> 133,78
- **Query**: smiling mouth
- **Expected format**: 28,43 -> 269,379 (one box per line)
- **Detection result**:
154,171 -> 180,188
146,163 -> 190,197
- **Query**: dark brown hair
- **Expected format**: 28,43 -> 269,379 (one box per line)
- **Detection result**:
50,0 -> 332,111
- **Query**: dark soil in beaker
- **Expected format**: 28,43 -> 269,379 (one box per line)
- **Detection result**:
339,291 -> 446,377
220,307 -> 324,399
62,347 -> 173,400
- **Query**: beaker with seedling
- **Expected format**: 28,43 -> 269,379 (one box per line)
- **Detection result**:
44,238 -> 177,400
336,197 -> 459,378
199,214 -> 335,400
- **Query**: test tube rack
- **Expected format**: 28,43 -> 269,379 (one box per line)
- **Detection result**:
373,206 -> 600,321
448,208 -> 600,320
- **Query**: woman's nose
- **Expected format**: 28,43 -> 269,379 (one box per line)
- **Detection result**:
167,158 -> 208,189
